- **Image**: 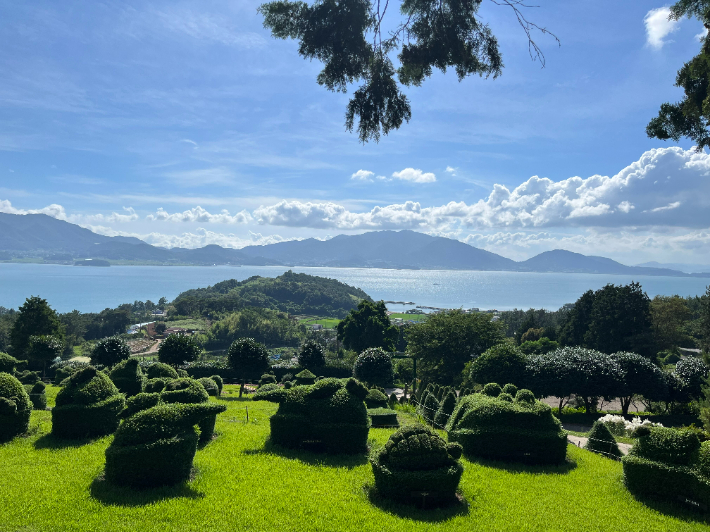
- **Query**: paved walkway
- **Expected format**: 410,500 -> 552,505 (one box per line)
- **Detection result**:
567,434 -> 632,455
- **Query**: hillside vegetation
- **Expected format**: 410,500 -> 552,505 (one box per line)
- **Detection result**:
173,270 -> 372,318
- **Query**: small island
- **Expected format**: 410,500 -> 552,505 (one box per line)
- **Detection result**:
74,259 -> 110,267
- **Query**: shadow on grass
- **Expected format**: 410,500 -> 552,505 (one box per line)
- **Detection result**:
33,433 -> 98,450
627,489 -> 710,524
243,438 -> 369,469
464,455 -> 578,475
216,396 -> 252,402
364,484 -> 469,522
89,473 -> 205,507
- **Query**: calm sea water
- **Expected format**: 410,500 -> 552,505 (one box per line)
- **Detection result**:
0,263 -> 708,313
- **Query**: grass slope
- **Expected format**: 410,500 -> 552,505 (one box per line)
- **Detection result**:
0,385 -> 707,532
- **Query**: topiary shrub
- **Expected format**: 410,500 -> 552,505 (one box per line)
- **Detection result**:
104,402 -> 226,488
294,369 -> 316,386
502,383 -> 518,396
197,377 -> 219,397
283,381 -> 293,389
481,382 -> 502,397
51,367 -> 126,439
421,393 -> 440,426
497,392 -> 514,403
434,392 -> 457,429
109,358 -> 145,397
24,381 -> 47,410
0,353 -> 22,373
447,387 -> 567,465
298,339 -> 326,368
120,392 -> 162,419
622,426 -> 710,507
368,407 -> 399,427
270,377 -> 370,454
159,378 -> 216,444
281,373 -> 294,384
53,361 -> 88,384
365,389 -> 389,409
353,347 -> 394,387
91,336 -> 131,367
0,372 -> 32,442
252,383 -> 287,402
177,369 -> 189,378
388,392 -> 398,408
584,420 -> 622,460
258,373 -> 277,387
15,369 -> 40,385
144,378 -> 171,393
210,375 -> 223,396
370,424 -> 464,503
145,362 -> 179,380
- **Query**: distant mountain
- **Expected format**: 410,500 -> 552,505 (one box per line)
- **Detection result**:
0,213 -> 707,277
636,261 -> 710,274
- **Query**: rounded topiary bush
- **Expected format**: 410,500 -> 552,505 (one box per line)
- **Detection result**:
91,336 -> 131,367
145,362 -> 179,380
51,366 -> 125,439
502,383 -> 518,396
370,424 -> 463,503
159,378 -> 216,444
622,426 -> 710,506
252,383 -> 286,402
144,378 -> 171,393
104,402 -> 227,488
298,340 -> 326,369
120,392 -> 162,419
197,377 -> 219,397
353,348 -> 393,387
109,358 -> 145,397
53,362 -> 88,384
481,382 -> 502,397
0,372 -> 32,442
294,369 -> 316,386
365,389 -> 389,409
24,381 -> 47,410
258,373 -> 277,387
446,386 -> 567,465
584,420 -> 622,460
210,374 -> 223,395
270,377 -> 370,454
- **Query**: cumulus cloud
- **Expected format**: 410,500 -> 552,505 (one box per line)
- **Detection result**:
351,169 -> 374,181
77,207 -> 138,224
146,206 -> 252,224
445,166 -> 457,176
391,168 -> 436,183
0,199 -> 68,220
645,7 -> 680,49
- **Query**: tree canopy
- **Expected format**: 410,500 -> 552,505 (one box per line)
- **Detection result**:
337,300 -> 398,352
9,296 -> 64,359
158,334 -> 202,367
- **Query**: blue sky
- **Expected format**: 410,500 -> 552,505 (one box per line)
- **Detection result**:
1,0 -> 710,264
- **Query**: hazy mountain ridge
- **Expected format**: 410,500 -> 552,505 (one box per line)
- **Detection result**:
0,213 -> 707,277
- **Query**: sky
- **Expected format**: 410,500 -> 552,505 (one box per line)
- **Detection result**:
1,0 -> 710,265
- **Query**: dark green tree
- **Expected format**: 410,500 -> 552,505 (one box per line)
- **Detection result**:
27,335 -> 63,377
468,342 -> 527,387
674,356 -> 709,400
9,296 -> 64,359
702,285 -> 710,352
337,300 -> 398,353
406,309 -> 504,384
227,337 -> 270,378
297,339 -> 326,368
610,352 -> 668,415
91,336 -> 131,368
647,1 -> 710,148
558,290 -> 595,347
258,0 -> 556,142
158,334 -> 201,367
353,347 -> 394,386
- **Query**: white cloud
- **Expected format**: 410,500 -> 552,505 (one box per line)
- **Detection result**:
446,166 -> 457,176
351,169 -> 374,181
391,168 -> 436,183
645,7 -> 680,49
146,206 -> 252,224
647,201 -> 681,212
617,201 -> 634,213
697,27 -> 709,42
73,207 -> 138,224
0,199 -> 68,219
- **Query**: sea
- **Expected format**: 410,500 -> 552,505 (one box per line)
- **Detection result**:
0,263 -> 709,314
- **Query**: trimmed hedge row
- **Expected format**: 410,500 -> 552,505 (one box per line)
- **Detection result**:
0,372 -> 32,442
367,408 -> 399,427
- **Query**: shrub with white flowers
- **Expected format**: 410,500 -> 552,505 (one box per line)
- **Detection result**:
597,414 -> 662,437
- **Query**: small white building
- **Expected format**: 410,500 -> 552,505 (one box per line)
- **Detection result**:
311,324 -> 324,331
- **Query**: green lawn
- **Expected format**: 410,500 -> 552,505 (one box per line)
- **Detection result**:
388,312 -> 428,322
164,319 -> 209,331
301,317 -> 341,329
0,385 -> 707,532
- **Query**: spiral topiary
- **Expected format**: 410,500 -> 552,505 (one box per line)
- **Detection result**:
145,362 -> 179,380
270,377 -> 370,454
24,381 -> 47,410
446,386 -> 567,465
51,366 -> 125,439
370,424 -> 463,503
104,402 -> 226,488
160,378 -> 215,444
0,372 -> 32,442
109,358 -> 145,397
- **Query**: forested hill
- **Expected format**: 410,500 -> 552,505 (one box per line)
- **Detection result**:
172,270 -> 373,318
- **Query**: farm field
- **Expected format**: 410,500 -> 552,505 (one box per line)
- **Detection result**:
299,316 -> 341,329
0,385 -> 707,532
164,319 -> 209,331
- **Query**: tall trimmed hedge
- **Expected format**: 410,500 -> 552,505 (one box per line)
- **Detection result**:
109,358 -> 145,397
353,348 -> 393,387
270,377 -> 370,454
51,367 -> 125,439
0,372 -> 32,442
622,426 -> 710,507
105,402 -> 226,488
371,424 -> 463,503
447,387 -> 567,465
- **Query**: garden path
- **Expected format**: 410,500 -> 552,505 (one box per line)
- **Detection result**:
567,434 -> 632,455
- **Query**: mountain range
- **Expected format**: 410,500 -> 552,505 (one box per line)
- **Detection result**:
1,212 -> 708,277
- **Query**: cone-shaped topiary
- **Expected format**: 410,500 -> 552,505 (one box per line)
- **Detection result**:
388,392 -> 398,408
109,358 -> 145,397
105,402 -> 226,488
421,393 -> 440,426
210,374 -> 223,395
0,372 -> 32,442
365,388 -> 388,409
24,381 -> 47,410
159,378 -> 215,444
622,426 -> 710,507
197,377 -> 219,397
584,420 -> 622,460
270,377 -> 370,454
145,362 -> 179,380
294,369 -> 316,386
446,386 -> 567,465
433,391 -> 457,429
370,424 -> 464,503
51,366 -> 125,439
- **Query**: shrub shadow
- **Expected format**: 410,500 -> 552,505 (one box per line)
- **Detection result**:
216,396 -> 252,402
464,455 -> 577,475
243,438 -> 369,469
33,433 -> 98,450
89,473 -> 205,507
364,484 -> 469,522
627,488 -> 710,523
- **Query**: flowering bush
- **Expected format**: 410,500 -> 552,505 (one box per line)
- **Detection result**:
597,414 -> 662,437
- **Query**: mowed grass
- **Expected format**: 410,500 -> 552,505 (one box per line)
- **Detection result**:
164,319 -> 208,331
0,385 -> 708,532
300,317 -> 341,329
